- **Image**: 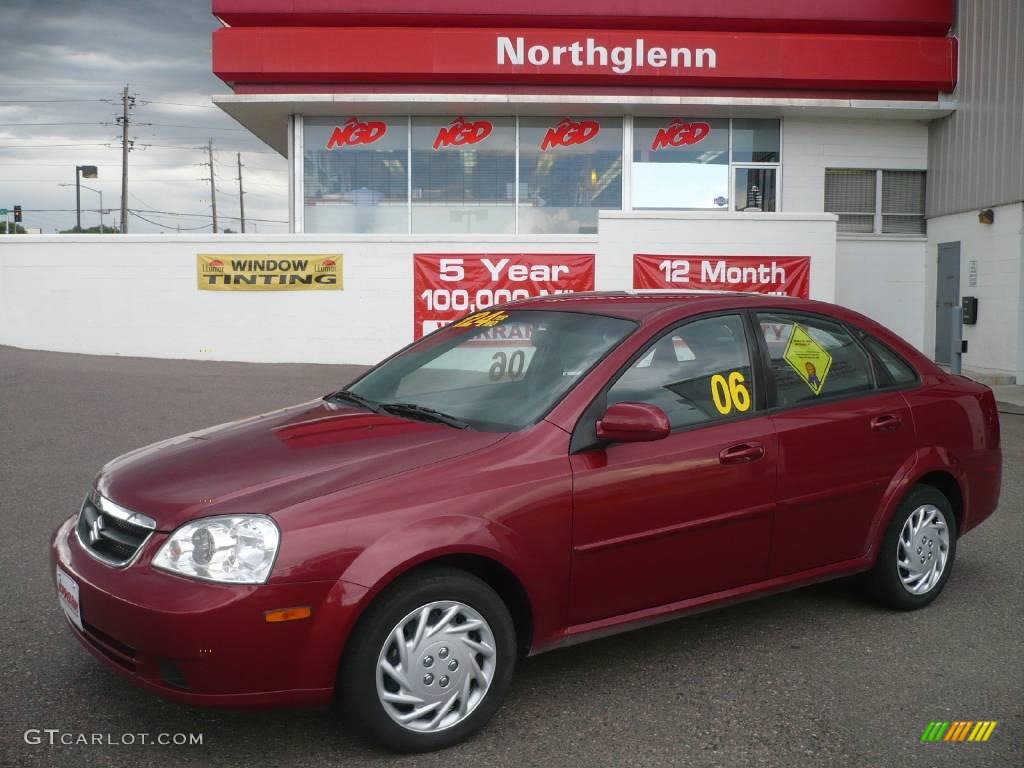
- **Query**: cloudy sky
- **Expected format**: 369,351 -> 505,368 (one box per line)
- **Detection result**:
0,0 -> 287,233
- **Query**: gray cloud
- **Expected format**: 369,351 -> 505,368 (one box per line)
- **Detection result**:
0,0 -> 287,233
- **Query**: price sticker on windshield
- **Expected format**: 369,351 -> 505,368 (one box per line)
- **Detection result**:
453,311 -> 510,329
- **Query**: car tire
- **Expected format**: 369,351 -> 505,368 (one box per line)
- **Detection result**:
866,485 -> 958,610
339,567 -> 517,753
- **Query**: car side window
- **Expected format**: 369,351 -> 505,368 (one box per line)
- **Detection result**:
756,312 -> 874,407
607,314 -> 755,429
860,334 -> 918,385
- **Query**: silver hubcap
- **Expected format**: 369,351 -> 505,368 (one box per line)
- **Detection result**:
897,504 -> 950,595
376,601 -> 497,733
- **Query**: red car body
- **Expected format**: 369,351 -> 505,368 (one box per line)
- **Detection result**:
51,293 -> 1002,708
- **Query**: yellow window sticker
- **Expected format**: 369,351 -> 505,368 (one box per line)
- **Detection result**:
710,371 -> 752,415
783,324 -> 832,395
453,311 -> 510,329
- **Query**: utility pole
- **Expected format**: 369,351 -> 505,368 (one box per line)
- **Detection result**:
206,139 -> 218,234
236,152 -> 246,234
117,85 -> 134,234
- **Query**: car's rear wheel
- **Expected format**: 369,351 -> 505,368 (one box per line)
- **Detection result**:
339,568 -> 517,752
866,485 -> 957,609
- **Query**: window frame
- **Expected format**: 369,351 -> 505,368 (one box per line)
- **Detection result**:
570,309 -> 768,453
749,309 -> 892,412
852,329 -> 922,392
629,117 -> 783,213
824,168 -> 926,237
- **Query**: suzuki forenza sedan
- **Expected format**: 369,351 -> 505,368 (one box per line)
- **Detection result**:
52,292 -> 1002,752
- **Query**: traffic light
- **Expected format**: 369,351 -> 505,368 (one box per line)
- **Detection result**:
13,205 -> 22,223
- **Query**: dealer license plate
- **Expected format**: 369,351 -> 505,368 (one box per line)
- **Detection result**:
56,567 -> 83,632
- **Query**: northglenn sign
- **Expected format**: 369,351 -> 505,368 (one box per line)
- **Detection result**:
498,36 -> 717,75
214,27 -> 956,94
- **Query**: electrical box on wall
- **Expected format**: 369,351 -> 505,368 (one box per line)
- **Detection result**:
962,296 -> 978,325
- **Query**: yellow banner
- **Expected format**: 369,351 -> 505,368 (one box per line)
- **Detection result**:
197,254 -> 343,291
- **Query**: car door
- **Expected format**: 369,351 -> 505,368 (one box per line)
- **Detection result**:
754,311 -> 918,577
567,313 -> 778,626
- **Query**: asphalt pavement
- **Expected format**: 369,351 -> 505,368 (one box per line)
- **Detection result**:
1,345 -> 1020,767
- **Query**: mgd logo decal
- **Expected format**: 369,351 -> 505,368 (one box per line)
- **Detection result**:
651,120 -> 711,150
327,118 -> 387,149
433,117 -> 493,150
540,118 -> 600,150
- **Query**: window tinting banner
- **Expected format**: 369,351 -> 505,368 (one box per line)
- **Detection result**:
197,254 -> 343,291
633,254 -> 809,298
414,254 -> 595,338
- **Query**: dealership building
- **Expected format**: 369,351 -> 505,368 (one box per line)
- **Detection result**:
1,2 -> 1020,380
202,0 -> 1021,381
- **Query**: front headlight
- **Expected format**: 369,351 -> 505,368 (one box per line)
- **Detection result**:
152,516 -> 280,584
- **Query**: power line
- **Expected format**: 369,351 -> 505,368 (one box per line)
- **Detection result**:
139,100 -> 219,110
0,122 -> 106,127
145,123 -> 246,132
0,98 -> 109,104
129,210 -> 211,231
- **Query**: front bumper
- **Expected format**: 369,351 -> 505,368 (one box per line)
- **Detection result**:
51,515 -> 368,709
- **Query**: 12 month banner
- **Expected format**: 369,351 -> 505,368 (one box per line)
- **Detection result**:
414,254 -> 595,338
634,254 -> 810,298
197,254 -> 343,291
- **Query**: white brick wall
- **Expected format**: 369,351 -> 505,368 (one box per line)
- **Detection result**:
926,203 -> 1024,383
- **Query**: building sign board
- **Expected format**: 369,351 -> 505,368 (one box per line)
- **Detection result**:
214,27 -> 956,94
197,254 -> 343,291
413,253 -> 595,338
634,254 -> 810,297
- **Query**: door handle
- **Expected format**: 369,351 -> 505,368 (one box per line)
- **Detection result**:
870,414 -> 903,432
719,442 -> 765,464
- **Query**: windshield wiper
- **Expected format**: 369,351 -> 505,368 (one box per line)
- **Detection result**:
378,402 -> 470,429
324,390 -> 381,413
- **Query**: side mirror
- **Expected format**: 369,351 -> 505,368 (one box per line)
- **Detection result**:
595,402 -> 671,443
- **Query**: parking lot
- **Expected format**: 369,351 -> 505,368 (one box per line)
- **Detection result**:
1,344 -> 1020,768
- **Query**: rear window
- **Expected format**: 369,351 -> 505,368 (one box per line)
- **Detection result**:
860,334 -> 918,386
757,312 -> 874,407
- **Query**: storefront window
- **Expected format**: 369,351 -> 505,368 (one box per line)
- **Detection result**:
632,118 -> 729,209
734,168 -> 777,212
303,117 -> 409,234
519,117 -> 622,234
732,119 -> 781,163
411,116 -> 516,234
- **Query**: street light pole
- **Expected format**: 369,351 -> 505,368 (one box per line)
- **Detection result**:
74,165 -> 98,233
60,181 -> 103,232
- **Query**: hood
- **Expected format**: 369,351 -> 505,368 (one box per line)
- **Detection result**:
97,400 -> 506,531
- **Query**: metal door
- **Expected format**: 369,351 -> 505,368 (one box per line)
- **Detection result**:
935,242 -> 961,364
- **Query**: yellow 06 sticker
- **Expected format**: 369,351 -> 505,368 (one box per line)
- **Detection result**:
453,310 -> 510,329
711,371 -> 752,415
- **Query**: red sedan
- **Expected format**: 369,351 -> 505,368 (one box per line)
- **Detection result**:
52,292 -> 1002,752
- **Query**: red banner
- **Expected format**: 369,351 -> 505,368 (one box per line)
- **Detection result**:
215,27 -> 956,94
633,254 -> 810,298
413,254 -> 595,338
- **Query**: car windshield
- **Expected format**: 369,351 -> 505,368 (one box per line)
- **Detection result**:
343,310 -> 636,431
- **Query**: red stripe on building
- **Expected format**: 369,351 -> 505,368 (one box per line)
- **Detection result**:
212,0 -> 954,36
213,28 -> 956,95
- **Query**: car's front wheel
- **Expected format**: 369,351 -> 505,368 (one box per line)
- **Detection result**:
339,568 -> 517,752
866,485 -> 958,609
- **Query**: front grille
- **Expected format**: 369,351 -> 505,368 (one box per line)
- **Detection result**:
76,495 -> 156,567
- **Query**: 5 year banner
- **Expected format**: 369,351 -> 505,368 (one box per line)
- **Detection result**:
633,254 -> 810,298
413,254 -> 595,338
